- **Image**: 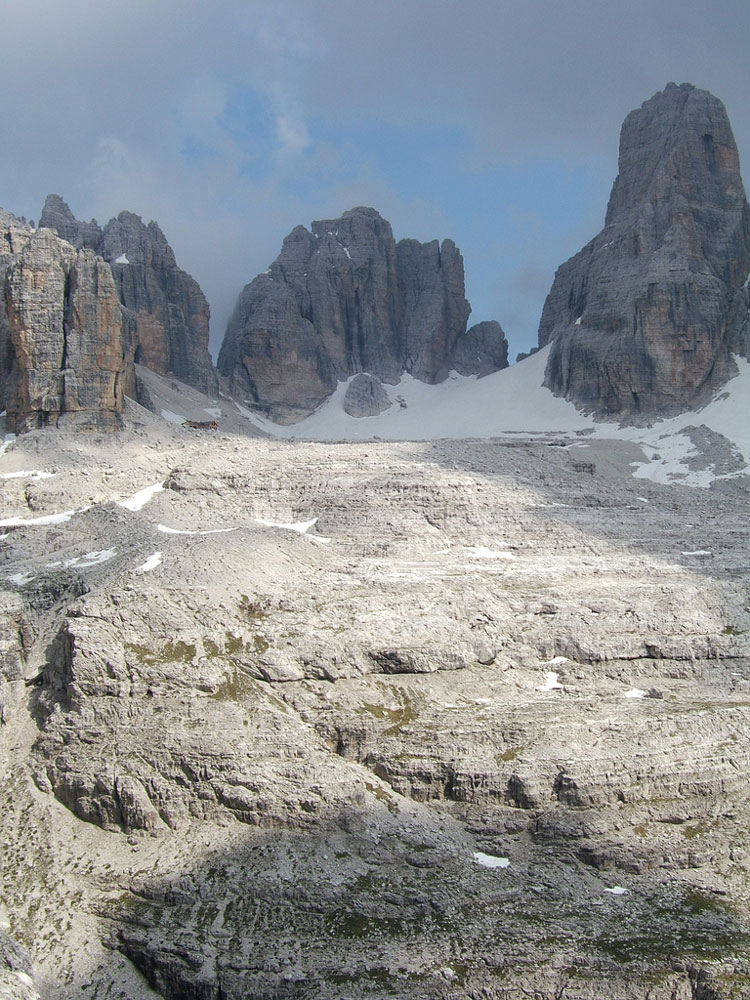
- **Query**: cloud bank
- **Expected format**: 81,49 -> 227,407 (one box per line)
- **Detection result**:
1,0 -> 747,359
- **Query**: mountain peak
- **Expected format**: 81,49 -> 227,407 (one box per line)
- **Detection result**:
538,83 -> 750,420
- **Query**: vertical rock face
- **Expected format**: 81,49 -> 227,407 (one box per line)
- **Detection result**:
539,83 -> 750,419
4,229 -> 128,432
39,196 -> 216,395
0,210 -> 35,411
217,207 -> 508,422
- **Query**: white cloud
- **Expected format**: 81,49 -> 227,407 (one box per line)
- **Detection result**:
275,114 -> 311,158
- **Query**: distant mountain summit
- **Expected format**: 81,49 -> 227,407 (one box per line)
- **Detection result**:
538,83 -> 750,420
217,206 -> 508,423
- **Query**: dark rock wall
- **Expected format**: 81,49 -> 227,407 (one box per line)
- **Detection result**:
218,207 -> 508,422
538,83 -> 750,420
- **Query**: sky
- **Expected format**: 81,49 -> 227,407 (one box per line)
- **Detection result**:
1,0 -> 748,362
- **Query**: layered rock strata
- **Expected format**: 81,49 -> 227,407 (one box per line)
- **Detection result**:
39,195 -> 216,394
217,207 -> 508,422
2,221 -> 128,432
539,83 -> 750,419
1,415 -> 749,997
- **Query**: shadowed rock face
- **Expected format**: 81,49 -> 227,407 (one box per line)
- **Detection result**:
39,196 -> 216,395
3,225 -> 128,432
539,83 -> 750,421
217,207 -> 508,423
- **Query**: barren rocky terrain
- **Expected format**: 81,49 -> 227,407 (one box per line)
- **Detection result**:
1,389 -> 749,999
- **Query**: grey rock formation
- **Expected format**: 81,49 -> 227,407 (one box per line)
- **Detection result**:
448,318 -> 508,375
217,207 -> 508,422
39,195 -> 217,395
342,372 -> 392,417
38,193 -> 102,250
539,83 -> 750,420
0,210 -> 34,411
4,228 -> 128,432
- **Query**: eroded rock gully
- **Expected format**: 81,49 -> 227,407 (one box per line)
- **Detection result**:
0,418 -> 748,998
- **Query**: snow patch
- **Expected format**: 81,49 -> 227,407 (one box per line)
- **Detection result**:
204,407 -> 222,419
682,549 -> 712,556
604,886 -> 628,895
115,253 -> 129,264
541,656 -> 569,666
232,346 -> 595,442
0,469 -> 54,481
119,482 -> 164,511
0,433 -> 17,458
465,546 -> 515,560
7,572 -> 34,586
574,316 -> 582,325
256,516 -> 319,534
47,548 -> 117,570
160,409 -> 186,426
624,688 -> 647,699
157,523 -> 238,536
0,510 -> 77,526
538,671 -> 563,692
136,552 -> 162,573
473,851 -> 510,869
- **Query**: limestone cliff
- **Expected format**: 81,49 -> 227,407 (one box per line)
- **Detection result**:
39,196 -> 217,395
4,227 -> 128,432
0,210 -> 34,412
217,207 -> 508,422
539,83 -> 750,420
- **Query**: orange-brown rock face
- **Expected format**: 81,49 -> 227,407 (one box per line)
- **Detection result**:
539,83 -> 750,420
4,228 -> 128,432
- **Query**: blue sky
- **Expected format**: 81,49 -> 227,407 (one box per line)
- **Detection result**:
1,0 -> 748,361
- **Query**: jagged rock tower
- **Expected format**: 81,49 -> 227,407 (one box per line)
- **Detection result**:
538,83 -> 750,419
217,207 -> 508,423
39,196 -> 217,396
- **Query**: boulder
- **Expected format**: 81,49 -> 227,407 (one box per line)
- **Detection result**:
343,373 -> 392,417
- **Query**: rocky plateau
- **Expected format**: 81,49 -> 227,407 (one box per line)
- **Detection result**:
0,378 -> 748,999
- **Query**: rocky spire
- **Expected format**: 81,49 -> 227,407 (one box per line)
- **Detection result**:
538,83 -> 750,420
39,196 -> 217,395
218,207 -> 508,423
